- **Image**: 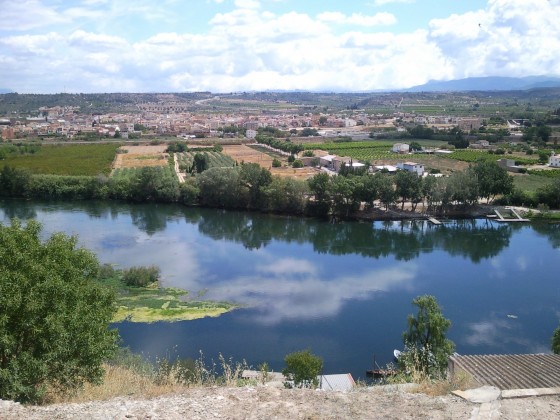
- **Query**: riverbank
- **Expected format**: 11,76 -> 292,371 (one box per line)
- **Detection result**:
2,385 -> 559,419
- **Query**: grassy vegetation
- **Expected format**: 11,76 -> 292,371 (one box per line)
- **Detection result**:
98,271 -> 238,323
0,143 -> 119,175
45,349 -> 256,403
512,173 -> 553,192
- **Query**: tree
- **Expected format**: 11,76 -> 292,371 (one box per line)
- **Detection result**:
0,219 -> 118,403
193,153 -> 210,174
282,349 -> 323,388
307,173 -> 331,217
0,166 -> 31,198
552,323 -> 560,354
239,162 -> 272,209
401,295 -> 455,378
471,161 -> 513,203
197,167 -> 248,208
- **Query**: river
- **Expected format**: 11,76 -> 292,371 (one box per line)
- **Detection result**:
1,199 -> 559,380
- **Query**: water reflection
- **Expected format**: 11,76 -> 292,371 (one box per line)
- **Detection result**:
1,199 -> 559,373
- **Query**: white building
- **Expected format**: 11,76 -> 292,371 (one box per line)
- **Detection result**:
397,161 -> 425,176
550,154 -> 560,168
246,129 -> 257,139
392,143 -> 410,154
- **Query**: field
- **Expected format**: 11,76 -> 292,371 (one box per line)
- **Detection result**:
112,145 -> 169,170
512,173 -> 555,192
222,144 -> 322,178
0,143 -> 119,176
176,150 -> 236,170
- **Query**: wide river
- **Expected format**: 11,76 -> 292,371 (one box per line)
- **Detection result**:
1,200 -> 559,380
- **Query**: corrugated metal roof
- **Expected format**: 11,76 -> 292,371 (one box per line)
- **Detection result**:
450,354 -> 560,390
318,374 -> 355,391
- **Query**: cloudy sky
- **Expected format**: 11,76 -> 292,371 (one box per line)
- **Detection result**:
1,0 -> 559,93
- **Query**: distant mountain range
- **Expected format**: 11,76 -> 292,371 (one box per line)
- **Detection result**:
0,88 -> 12,94
406,76 -> 560,92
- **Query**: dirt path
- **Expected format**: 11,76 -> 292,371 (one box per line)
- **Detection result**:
2,386 -> 559,419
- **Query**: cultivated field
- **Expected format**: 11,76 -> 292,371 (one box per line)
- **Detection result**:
221,144 -> 322,179
112,145 -> 169,171
0,143 -> 119,176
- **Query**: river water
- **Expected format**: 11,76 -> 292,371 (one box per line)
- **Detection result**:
1,200 -> 559,380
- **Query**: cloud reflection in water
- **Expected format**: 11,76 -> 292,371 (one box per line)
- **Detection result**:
203,257 -> 417,324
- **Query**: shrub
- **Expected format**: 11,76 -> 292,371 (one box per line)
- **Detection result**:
282,349 -> 323,389
98,263 -> 116,280
552,323 -> 560,354
272,158 -> 282,168
401,295 -> 454,379
292,160 -> 304,168
0,219 -> 118,403
122,265 -> 160,287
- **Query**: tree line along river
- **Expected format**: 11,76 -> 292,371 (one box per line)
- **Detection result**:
1,199 -> 559,380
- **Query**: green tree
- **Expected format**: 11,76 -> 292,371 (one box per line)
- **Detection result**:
240,163 -> 272,209
401,295 -> 455,378
0,166 -> 31,198
197,167 -> 248,208
307,173 -> 331,217
0,219 -> 118,403
282,349 -> 323,389
552,323 -> 560,354
471,161 -> 513,203
193,153 -> 210,174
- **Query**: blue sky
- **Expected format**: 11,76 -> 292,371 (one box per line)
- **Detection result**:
1,0 -> 558,93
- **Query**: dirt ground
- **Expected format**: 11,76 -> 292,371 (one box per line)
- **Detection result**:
222,144 -> 322,179
2,386 -> 559,419
112,145 -> 169,170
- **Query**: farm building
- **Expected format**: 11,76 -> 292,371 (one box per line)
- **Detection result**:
392,143 -> 410,154
397,162 -> 424,176
549,154 -> 560,168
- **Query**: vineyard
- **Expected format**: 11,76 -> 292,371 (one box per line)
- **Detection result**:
449,150 -> 539,165
175,151 -> 236,170
0,143 -> 119,176
303,141 -> 394,162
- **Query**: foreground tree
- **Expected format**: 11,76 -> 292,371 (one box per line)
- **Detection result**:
0,219 -> 118,403
553,323 -> 560,354
401,295 -> 455,378
282,349 -> 323,389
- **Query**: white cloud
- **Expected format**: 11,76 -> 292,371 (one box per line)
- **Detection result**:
372,0 -> 414,6
234,0 -> 260,9
2,0 -> 560,92
317,11 -> 397,27
0,0 -> 65,30
428,0 -> 560,79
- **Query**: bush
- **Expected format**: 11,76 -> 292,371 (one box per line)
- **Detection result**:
272,158 -> 282,168
282,349 -> 323,389
98,263 -> 116,280
553,324 -> 560,354
0,219 -> 118,403
401,295 -> 454,379
122,265 -> 160,287
292,160 -> 304,168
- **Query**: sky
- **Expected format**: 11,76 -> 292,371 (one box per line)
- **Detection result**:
1,0 -> 559,93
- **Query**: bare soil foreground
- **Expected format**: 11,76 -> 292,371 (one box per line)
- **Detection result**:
2,386 -> 559,419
